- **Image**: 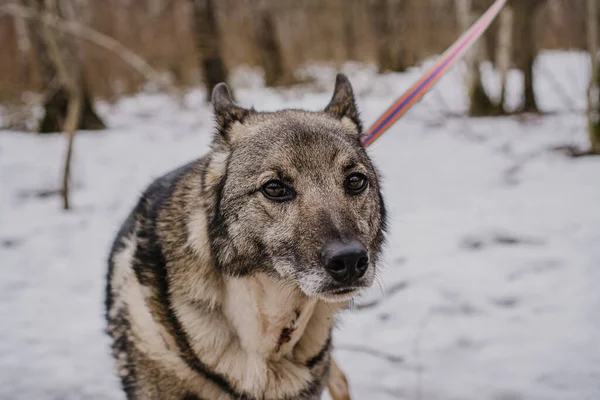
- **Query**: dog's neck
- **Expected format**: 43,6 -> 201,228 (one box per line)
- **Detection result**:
183,207 -> 341,360
223,273 -> 336,359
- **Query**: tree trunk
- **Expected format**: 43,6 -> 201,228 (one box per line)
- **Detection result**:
343,0 -> 356,61
24,0 -> 104,133
39,85 -> 105,133
29,0 -> 84,208
587,0 -> 600,154
513,0 -> 544,113
455,0 -> 496,116
521,12 -> 537,113
390,0 -> 410,72
371,0 -> 394,73
254,4 -> 284,87
496,5 -> 513,113
190,0 -> 229,102
371,0 -> 410,73
14,11 -> 33,90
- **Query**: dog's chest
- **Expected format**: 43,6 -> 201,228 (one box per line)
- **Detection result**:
224,274 -> 318,359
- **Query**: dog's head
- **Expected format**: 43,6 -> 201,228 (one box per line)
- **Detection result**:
203,74 -> 386,302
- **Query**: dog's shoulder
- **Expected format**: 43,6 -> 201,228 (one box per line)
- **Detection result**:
108,158 -> 201,260
141,158 -> 204,216
105,157 -> 205,312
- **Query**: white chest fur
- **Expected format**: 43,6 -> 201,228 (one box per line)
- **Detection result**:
223,274 -> 319,360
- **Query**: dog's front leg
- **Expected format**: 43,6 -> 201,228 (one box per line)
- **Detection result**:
327,358 -> 351,400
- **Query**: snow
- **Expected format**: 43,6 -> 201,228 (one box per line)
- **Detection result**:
1,50 -> 599,400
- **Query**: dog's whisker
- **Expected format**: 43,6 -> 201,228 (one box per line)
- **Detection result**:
283,287 -> 297,308
348,297 -> 356,311
375,275 -> 385,296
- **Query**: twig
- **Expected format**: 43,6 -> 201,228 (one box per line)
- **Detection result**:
37,2 -> 71,94
61,89 -> 82,210
34,0 -> 83,210
353,280 -> 408,310
336,344 -> 405,364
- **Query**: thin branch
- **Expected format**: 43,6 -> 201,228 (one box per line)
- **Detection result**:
37,2 -> 73,92
61,88 -> 82,210
587,0 -> 600,153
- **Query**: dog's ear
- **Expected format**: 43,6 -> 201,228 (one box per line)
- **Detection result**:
324,73 -> 363,136
212,83 -> 250,141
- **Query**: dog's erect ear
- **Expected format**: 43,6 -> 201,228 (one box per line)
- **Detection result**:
324,73 -> 363,135
212,83 -> 250,140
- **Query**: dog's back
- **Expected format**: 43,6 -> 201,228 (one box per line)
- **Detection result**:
106,160 -> 202,398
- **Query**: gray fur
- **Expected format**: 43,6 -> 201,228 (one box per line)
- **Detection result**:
105,74 -> 387,400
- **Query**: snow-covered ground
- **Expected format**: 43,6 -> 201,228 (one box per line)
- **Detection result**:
1,51 -> 599,400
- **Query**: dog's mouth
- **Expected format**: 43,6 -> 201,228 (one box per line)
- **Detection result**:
329,287 -> 356,295
291,260 -> 376,302
316,286 -> 362,303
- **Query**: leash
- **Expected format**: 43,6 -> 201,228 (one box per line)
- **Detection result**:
362,0 -> 507,148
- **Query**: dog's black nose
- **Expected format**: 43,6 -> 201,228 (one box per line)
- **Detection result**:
323,241 -> 369,284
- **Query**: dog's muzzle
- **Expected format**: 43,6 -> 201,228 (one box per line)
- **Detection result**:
322,240 -> 369,287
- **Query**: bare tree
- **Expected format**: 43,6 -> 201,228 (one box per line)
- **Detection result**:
371,0 -> 393,72
13,8 -> 32,89
455,0 -> 496,116
587,0 -> 600,154
512,0 -> 546,113
28,0 -> 83,208
3,2 -> 180,95
343,0 -> 357,60
254,0 -> 284,87
23,0 -> 104,133
190,0 -> 229,102
370,0 -> 410,73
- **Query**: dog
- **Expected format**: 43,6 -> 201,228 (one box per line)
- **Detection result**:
105,73 -> 387,400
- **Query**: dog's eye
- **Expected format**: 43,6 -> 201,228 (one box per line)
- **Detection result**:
345,173 -> 368,195
261,180 -> 295,201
